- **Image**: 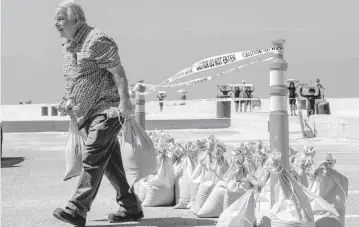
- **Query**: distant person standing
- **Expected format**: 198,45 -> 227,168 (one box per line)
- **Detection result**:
239,80 -> 246,112
241,86 -> 253,112
287,82 -> 298,116
315,78 -> 325,98
247,86 -> 254,112
219,85 -> 230,96
232,86 -> 241,113
314,78 -> 325,114
157,92 -> 166,114
251,95 -> 262,112
180,93 -> 186,105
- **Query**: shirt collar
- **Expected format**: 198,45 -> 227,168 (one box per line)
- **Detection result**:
62,23 -> 91,48
72,23 -> 90,44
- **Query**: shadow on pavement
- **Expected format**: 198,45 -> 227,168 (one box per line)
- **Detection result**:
90,217 -> 217,226
1,157 -> 25,168
316,217 -> 343,227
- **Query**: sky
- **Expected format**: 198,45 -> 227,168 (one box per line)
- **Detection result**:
1,0 -> 359,105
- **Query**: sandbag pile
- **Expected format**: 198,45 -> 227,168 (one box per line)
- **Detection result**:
217,149 -> 346,227
121,130 -> 348,227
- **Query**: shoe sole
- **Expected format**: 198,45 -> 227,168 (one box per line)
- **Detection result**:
108,213 -> 144,223
53,213 -> 86,227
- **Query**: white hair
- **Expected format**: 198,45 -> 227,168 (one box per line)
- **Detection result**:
57,0 -> 86,23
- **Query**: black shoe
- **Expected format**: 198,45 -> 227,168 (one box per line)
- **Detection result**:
108,210 -> 144,223
53,208 -> 86,226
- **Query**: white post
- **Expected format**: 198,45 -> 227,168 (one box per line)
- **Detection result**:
269,39 -> 289,207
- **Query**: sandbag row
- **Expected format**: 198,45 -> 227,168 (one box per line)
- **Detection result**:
216,149 -> 347,227
133,131 -> 348,227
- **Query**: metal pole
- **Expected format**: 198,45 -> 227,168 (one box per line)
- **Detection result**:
269,39 -> 289,207
135,80 -> 146,129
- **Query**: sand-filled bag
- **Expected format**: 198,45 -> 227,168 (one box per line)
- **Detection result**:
188,149 -> 212,209
223,179 -> 251,210
63,116 -> 87,181
222,146 -> 255,209
308,153 -> 348,226
173,142 -> 195,209
216,190 -> 256,227
291,146 -> 316,188
196,180 -> 227,218
120,117 -> 157,188
142,153 -> 175,207
302,186 -> 343,227
192,142 -> 228,213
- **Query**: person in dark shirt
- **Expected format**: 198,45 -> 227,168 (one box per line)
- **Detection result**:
232,86 -> 241,113
241,86 -> 253,112
287,82 -> 298,116
220,85 -> 230,96
157,92 -> 165,114
300,87 -> 321,118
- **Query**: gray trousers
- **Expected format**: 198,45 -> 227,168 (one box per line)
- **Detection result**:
66,113 -> 141,218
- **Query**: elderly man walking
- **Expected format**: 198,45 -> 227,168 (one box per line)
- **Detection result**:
53,1 -> 143,226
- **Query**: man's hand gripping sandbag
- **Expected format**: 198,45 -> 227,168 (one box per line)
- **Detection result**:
120,116 -> 157,189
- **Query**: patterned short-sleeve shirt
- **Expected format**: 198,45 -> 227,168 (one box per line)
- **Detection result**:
62,23 -> 121,129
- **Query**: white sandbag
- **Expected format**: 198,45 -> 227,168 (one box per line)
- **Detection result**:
120,117 -> 157,188
188,151 -> 211,209
292,165 -> 310,188
216,190 -> 256,227
324,170 -> 348,226
291,146 -> 316,188
192,157 -> 225,213
221,147 -> 254,209
63,116 -> 87,181
302,186 -> 343,227
192,181 -> 215,213
255,181 -> 272,226
142,154 -> 175,207
173,159 -> 184,206
134,174 -> 157,203
223,179 -> 251,210
174,156 -> 194,209
196,181 -> 226,218
134,178 -> 148,203
308,156 -> 348,226
142,184 -> 175,207
173,159 -> 183,179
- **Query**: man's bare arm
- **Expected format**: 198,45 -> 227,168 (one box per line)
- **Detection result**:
107,63 -> 130,101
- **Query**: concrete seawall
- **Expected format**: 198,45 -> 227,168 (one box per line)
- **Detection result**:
2,118 -> 231,133
311,115 -> 359,141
